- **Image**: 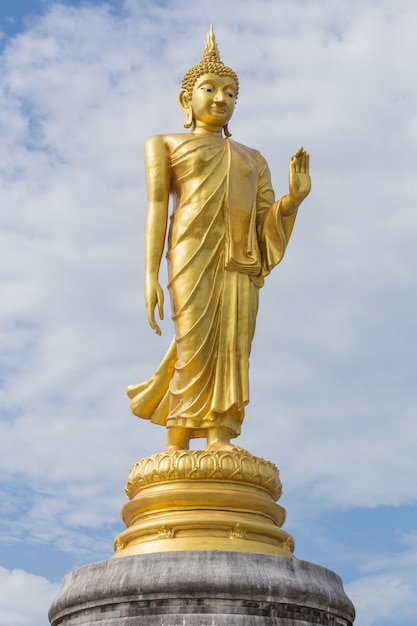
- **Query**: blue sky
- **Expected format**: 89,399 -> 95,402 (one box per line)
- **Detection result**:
0,1 -> 416,625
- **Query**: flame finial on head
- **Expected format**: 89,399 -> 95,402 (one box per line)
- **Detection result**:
202,24 -> 220,60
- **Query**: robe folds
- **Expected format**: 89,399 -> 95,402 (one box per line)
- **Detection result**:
127,135 -> 297,439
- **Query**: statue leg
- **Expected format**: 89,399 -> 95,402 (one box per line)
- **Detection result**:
206,426 -> 235,451
165,426 -> 191,452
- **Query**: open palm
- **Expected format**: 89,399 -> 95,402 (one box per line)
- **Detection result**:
289,147 -> 311,204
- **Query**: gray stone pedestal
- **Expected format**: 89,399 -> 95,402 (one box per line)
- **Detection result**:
48,551 -> 355,625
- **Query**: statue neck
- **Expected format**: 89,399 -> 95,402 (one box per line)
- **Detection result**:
192,121 -> 225,137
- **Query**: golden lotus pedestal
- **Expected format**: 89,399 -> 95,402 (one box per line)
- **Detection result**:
49,450 -> 355,625
113,449 -> 295,557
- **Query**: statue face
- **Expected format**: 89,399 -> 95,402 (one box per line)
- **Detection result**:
190,73 -> 237,128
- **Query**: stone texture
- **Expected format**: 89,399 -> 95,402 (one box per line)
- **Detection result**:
49,551 -> 355,625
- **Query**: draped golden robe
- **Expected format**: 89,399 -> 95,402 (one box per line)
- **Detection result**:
127,135 -> 297,439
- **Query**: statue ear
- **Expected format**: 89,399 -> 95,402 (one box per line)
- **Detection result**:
179,89 -> 190,111
179,89 -> 193,129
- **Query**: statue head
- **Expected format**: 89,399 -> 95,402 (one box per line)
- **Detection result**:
180,25 -> 239,136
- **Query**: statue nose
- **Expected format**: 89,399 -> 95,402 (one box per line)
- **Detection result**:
213,88 -> 225,103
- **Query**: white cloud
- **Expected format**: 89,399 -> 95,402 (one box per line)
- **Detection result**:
0,566 -> 59,626
0,2 -> 417,623
346,531 -> 417,626
1,0 -> 416,505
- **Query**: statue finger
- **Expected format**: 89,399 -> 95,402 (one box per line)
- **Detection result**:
148,310 -> 162,336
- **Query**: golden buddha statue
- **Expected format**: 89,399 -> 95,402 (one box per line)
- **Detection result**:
127,26 -> 311,453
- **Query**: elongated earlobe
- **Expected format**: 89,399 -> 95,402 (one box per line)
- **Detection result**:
184,106 -> 193,129
223,123 -> 232,137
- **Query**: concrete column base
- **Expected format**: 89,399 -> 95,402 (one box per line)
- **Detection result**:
48,551 -> 355,625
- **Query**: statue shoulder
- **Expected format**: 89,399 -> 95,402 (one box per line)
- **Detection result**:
229,139 -> 268,173
145,133 -> 191,155
229,138 -> 261,160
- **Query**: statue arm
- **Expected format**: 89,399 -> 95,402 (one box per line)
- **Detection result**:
256,152 -> 305,279
280,147 -> 311,216
144,135 -> 170,335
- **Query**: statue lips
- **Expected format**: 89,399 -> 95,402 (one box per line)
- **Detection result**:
210,101 -> 229,119
211,105 -> 227,117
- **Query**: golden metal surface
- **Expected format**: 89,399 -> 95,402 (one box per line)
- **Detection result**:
125,449 -> 282,500
116,27 -> 309,558
114,450 -> 294,557
126,26 -> 311,452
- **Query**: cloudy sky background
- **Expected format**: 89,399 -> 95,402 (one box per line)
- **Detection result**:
0,0 -> 416,624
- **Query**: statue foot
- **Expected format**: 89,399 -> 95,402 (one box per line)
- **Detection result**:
165,444 -> 187,452
206,441 -> 247,453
